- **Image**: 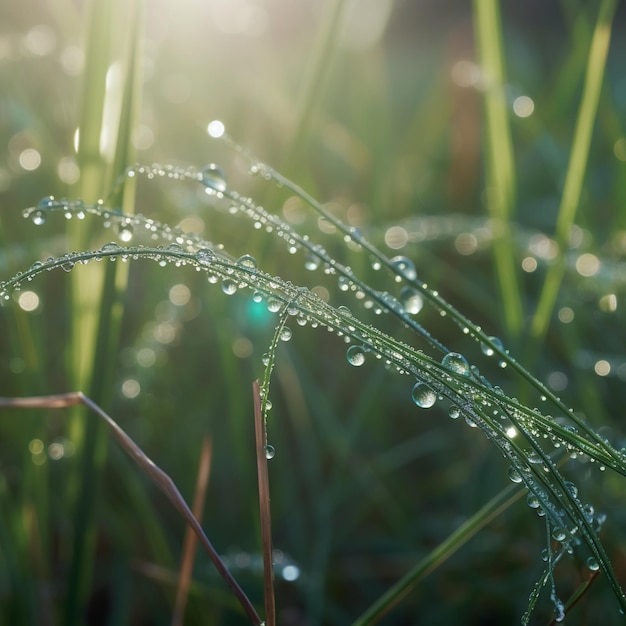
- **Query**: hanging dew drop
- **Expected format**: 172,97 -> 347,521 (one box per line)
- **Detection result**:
507,466 -> 523,484
441,352 -> 470,376
31,209 -> 47,225
279,327 -> 292,342
391,256 -> 417,281
399,287 -> 423,314
267,299 -> 281,313
262,353 -> 270,366
221,279 -> 237,295
448,405 -> 461,419
346,345 -> 366,367
265,445 -> 276,460
117,222 -> 134,242
586,557 -> 600,571
201,163 -> 227,193
304,253 -> 320,271
480,336 -> 503,357
411,383 -> 436,408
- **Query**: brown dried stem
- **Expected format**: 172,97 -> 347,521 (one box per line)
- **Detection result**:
253,380 -> 276,626
0,392 -> 262,625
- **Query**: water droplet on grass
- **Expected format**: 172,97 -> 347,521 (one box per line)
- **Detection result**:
399,287 -> 423,314
201,163 -> 227,193
117,222 -> 134,242
442,352 -> 470,376
508,467 -> 523,483
448,406 -> 461,419
587,556 -> 600,571
480,336 -> 503,357
31,210 -> 47,225
391,256 -> 417,281
237,254 -> 257,269
346,345 -> 366,366
304,253 -> 320,271
279,327 -> 292,342
265,445 -> 275,460
411,382 -> 436,408
222,279 -> 237,295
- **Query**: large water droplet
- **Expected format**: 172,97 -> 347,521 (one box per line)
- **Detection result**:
391,256 -> 417,281
237,254 -> 257,269
196,248 -> 215,264
201,163 -> 227,193
507,466 -> 523,484
304,253 -> 320,271
441,352 -> 470,376
222,279 -> 237,295
448,405 -> 461,419
411,382 -> 436,408
346,345 -> 366,367
117,221 -> 134,242
265,444 -> 276,460
267,299 -> 281,313
31,210 -> 47,225
399,287 -> 423,314
586,556 -> 600,571
279,327 -> 292,342
480,336 -> 503,357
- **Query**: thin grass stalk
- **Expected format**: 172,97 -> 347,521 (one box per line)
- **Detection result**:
171,434 -> 213,626
473,0 -> 523,336
65,1 -> 142,623
0,392 -> 262,625
285,0 -> 348,171
352,483 -> 525,625
253,380 -> 277,626
530,0 -> 617,340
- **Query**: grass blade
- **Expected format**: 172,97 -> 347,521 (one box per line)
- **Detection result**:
473,0 -> 524,335
530,0 -> 617,340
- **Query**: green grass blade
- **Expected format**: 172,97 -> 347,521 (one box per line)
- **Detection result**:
530,0 -> 617,339
473,0 -> 524,336
351,484 -> 524,625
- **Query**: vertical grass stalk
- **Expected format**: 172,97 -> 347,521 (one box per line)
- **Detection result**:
473,0 -> 524,336
530,0 -> 617,339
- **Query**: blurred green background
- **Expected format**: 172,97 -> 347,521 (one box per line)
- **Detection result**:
1,0 -> 626,624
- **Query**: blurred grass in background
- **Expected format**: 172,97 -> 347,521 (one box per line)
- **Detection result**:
1,0 -> 626,624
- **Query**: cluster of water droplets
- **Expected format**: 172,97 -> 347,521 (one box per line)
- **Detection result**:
9,136 -> 626,618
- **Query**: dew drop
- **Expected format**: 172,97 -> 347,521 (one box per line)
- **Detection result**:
346,345 -> 366,367
201,163 -> 227,193
222,279 -> 237,295
586,556 -> 600,571
441,352 -> 470,376
117,222 -> 134,242
279,327 -> 292,342
448,405 -> 461,419
480,336 -> 503,357
527,494 -> 541,509
399,286 -> 423,315
265,444 -> 276,460
262,353 -> 270,366
552,528 -> 567,542
31,209 -> 47,225
267,299 -> 281,313
391,256 -> 417,281
100,242 -> 121,253
237,254 -> 257,269
196,248 -> 215,264
304,253 -> 320,271
411,382 -> 436,408
508,466 -> 523,484
338,276 -> 351,292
